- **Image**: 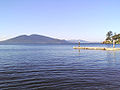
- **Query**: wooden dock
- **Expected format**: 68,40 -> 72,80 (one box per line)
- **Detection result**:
73,47 -> 120,51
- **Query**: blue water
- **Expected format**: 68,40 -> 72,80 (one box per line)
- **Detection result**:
0,43 -> 120,89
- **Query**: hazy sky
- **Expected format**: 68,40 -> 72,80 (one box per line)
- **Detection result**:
0,0 -> 120,42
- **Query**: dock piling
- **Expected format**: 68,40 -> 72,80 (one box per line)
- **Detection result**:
78,41 -> 80,47
113,40 -> 115,48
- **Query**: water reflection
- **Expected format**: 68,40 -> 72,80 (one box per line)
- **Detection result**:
78,49 -> 81,56
113,51 -> 116,62
106,51 -> 117,64
76,49 -> 118,64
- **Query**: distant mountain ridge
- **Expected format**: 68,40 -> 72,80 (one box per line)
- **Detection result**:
0,34 -> 68,44
68,39 -> 89,43
0,34 -> 89,44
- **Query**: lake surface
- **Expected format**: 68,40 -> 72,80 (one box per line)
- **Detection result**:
0,43 -> 120,89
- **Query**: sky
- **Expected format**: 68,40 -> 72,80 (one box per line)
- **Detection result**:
0,0 -> 120,42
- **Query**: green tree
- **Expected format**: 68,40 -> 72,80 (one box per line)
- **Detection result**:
106,31 -> 113,41
112,35 -> 118,40
112,32 -> 118,40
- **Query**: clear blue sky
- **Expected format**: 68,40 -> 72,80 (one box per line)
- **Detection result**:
0,0 -> 120,42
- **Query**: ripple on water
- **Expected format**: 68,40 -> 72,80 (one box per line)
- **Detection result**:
0,44 -> 120,89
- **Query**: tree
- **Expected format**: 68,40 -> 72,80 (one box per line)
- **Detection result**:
112,34 -> 118,40
106,31 -> 113,41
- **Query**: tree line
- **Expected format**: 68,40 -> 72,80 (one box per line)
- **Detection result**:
103,31 -> 120,44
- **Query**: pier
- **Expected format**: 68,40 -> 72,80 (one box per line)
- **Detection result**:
73,47 -> 120,51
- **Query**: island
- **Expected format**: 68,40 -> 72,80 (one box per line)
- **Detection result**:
103,31 -> 120,44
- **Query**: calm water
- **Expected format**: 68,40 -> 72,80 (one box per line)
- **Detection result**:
0,43 -> 120,90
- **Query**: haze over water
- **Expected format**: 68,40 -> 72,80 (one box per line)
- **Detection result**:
0,43 -> 120,89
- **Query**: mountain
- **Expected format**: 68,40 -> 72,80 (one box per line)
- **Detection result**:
68,39 -> 89,43
0,34 -> 69,44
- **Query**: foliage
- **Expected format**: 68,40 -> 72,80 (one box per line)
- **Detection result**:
106,31 -> 113,41
103,31 -> 120,44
